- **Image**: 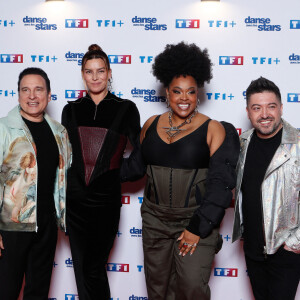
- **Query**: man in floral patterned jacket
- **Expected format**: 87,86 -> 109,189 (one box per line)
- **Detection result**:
0,67 -> 72,300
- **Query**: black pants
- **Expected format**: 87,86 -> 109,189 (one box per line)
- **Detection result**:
67,205 -> 120,300
0,216 -> 57,300
245,247 -> 300,300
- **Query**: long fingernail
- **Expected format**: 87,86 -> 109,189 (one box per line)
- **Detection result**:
190,252 -> 193,256
179,252 -> 182,255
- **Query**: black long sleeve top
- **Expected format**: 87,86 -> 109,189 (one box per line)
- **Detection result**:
61,92 -> 141,207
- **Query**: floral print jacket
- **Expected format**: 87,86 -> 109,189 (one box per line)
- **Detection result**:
0,106 -> 72,232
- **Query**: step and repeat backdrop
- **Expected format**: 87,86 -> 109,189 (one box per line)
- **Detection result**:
1,0 -> 299,299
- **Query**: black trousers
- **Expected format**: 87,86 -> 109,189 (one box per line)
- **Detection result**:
67,205 -> 120,300
0,216 -> 57,300
245,247 -> 300,300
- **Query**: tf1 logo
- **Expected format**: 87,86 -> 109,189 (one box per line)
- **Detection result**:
108,55 -> 131,64
0,54 -> 23,63
214,268 -> 238,277
290,20 -> 300,29
65,295 -> 79,300
175,19 -> 199,28
65,90 -> 87,99
107,263 -> 129,272
287,93 -> 300,103
65,19 -> 88,28
122,195 -> 130,204
219,56 -> 243,65
236,128 -> 242,136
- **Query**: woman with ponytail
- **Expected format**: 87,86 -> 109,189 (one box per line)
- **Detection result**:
62,44 -> 142,300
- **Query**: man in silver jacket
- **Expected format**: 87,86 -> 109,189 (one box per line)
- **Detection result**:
232,77 -> 300,300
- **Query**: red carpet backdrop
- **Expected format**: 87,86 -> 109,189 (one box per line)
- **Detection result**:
0,0 -> 299,299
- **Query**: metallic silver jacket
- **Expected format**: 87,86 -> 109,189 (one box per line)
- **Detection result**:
232,119 -> 300,254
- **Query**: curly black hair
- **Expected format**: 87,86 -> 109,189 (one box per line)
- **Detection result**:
152,42 -> 213,87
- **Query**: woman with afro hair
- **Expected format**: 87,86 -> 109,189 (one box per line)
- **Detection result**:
140,42 -> 240,299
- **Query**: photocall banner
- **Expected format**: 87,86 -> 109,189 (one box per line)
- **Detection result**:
0,0 -> 299,299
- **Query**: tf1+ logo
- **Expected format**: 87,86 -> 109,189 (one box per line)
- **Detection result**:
65,90 -> 87,99
0,90 -> 17,97
0,54 -> 23,63
97,20 -> 124,27
214,268 -> 238,277
107,263 -> 129,272
65,19 -> 88,28
208,20 -> 236,28
65,295 -> 79,300
140,56 -> 153,63
287,93 -> 300,103
108,55 -> 131,64
23,16 -> 57,30
219,56 -> 243,65
0,20 -> 15,27
290,20 -> 300,29
206,93 -> 234,101
252,57 -> 280,65
175,19 -> 199,28
31,55 -> 58,63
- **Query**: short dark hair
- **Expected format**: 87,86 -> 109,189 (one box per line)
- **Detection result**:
152,42 -> 213,88
246,77 -> 281,105
18,67 -> 51,93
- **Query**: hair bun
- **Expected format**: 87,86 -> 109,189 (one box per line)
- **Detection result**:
88,44 -> 102,52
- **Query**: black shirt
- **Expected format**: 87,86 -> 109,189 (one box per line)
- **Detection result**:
142,116 -> 211,169
241,128 -> 282,260
23,117 -> 59,225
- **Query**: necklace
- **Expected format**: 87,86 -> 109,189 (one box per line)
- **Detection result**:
163,110 -> 197,142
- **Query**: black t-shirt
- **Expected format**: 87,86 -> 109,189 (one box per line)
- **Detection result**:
241,128 -> 282,260
23,117 -> 59,225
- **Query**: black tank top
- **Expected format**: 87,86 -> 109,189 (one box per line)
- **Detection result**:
142,116 -> 211,169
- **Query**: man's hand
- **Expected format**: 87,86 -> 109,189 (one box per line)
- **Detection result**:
284,244 -> 300,254
0,234 -> 4,256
